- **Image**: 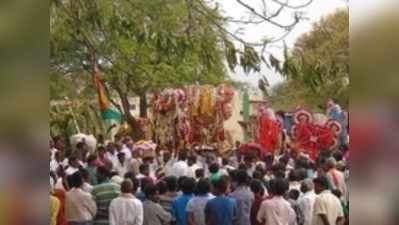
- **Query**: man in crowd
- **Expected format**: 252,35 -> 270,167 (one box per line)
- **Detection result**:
172,151 -> 189,178
312,176 -> 344,225
187,178 -> 214,225
109,179 -> 143,225
91,167 -> 121,225
298,179 -> 317,225
229,169 -> 254,225
142,183 -> 172,225
257,178 -> 297,225
172,177 -> 196,225
205,176 -> 237,225
65,172 -> 97,225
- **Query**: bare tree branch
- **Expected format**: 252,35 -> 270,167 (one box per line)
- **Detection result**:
271,0 -> 313,10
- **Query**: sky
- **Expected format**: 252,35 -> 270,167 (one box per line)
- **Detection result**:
214,0 -> 348,87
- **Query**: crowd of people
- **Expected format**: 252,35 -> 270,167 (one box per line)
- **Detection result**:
49,134 -> 349,225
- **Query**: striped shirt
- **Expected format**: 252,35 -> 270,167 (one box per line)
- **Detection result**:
91,181 -> 121,225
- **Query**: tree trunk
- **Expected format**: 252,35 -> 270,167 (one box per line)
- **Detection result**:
113,83 -> 144,141
139,93 -> 147,118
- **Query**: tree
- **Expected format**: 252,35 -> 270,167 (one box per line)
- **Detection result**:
50,0 -> 312,139
269,9 -> 349,111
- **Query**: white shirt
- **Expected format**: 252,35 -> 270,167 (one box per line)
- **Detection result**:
109,193 -> 143,225
171,160 -> 189,178
163,158 -> 176,177
312,190 -> 343,225
65,166 -> 79,176
298,191 -> 317,225
107,151 -> 119,165
121,147 -> 132,160
257,196 -> 297,225
113,160 -> 129,177
82,182 -> 93,193
50,160 -> 60,173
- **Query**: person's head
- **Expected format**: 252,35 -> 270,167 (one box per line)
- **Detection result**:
288,169 -> 301,182
313,176 -> 330,194
97,166 -> 111,183
79,168 -> 90,183
156,180 -> 168,195
331,189 -> 342,199
139,177 -> 152,191
213,176 -> 230,195
139,164 -> 150,176
97,146 -> 106,157
181,177 -> 196,195
195,168 -> 204,179
236,169 -> 249,186
209,163 -> 219,174
288,189 -> 300,201
68,155 -> 79,168
178,151 -> 187,161
250,179 -> 265,197
87,154 -> 97,167
253,169 -> 264,181
121,179 -> 134,194
117,152 -> 126,163
187,155 -> 197,166
333,150 -> 344,162
178,176 -> 188,191
164,176 -> 178,192
300,178 -> 314,194
196,178 -> 211,195
325,157 -> 337,171
124,174 -> 140,193
67,171 -> 83,189
272,178 -> 289,196
143,183 -> 158,201
244,154 -> 254,165
268,178 -> 277,195
163,150 -> 171,163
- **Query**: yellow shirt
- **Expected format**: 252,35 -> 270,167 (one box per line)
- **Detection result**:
50,195 -> 60,225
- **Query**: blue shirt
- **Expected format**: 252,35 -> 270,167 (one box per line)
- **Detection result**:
172,193 -> 194,225
229,186 -> 254,225
205,196 -> 237,225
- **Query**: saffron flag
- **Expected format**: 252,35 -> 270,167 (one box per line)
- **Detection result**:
93,66 -> 122,122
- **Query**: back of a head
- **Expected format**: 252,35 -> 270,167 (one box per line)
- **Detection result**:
272,178 -> 289,196
143,183 -> 158,198
67,171 -> 83,188
236,169 -> 249,185
327,157 -> 337,168
214,176 -> 229,195
300,178 -> 314,193
288,169 -> 301,182
140,178 -> 152,191
139,164 -> 149,174
289,189 -> 300,201
121,179 -> 133,193
209,163 -> 219,174
164,176 -> 178,192
79,168 -> 90,180
313,176 -> 330,190
178,151 -> 187,161
156,180 -> 168,195
196,178 -> 211,195
97,166 -> 111,183
181,177 -> 196,195
124,172 -> 139,193
195,168 -> 204,179
250,179 -> 264,196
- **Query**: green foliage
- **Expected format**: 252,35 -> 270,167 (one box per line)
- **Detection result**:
270,9 -> 349,111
